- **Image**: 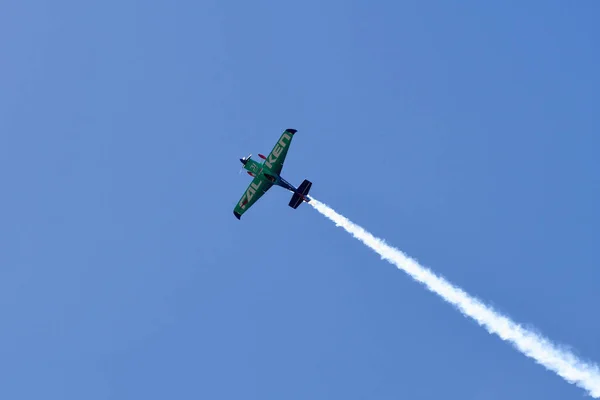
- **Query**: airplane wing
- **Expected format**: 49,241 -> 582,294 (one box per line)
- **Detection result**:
263,128 -> 297,175
233,175 -> 273,219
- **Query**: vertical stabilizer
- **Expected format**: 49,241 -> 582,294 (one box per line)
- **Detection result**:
288,180 -> 312,209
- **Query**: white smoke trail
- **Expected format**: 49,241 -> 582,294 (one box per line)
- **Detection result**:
309,198 -> 600,397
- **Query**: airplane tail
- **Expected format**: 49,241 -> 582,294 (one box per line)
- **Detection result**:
288,179 -> 312,209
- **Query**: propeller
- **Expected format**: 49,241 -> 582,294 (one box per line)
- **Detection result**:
239,153 -> 252,174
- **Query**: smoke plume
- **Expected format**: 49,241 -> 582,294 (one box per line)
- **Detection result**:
309,198 -> 600,397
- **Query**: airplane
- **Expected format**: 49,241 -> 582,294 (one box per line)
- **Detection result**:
233,128 -> 312,219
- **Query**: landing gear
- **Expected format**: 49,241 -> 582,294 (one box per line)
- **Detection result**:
264,174 -> 276,183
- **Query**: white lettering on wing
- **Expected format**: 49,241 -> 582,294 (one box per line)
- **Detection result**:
239,180 -> 263,209
264,132 -> 291,170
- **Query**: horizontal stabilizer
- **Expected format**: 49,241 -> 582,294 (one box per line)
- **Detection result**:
289,179 -> 312,209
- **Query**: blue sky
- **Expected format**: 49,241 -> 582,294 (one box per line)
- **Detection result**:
1,1 -> 599,399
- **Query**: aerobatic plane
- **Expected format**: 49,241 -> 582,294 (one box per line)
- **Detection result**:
233,128 -> 312,219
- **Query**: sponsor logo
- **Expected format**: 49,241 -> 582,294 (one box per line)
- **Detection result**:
264,132 -> 291,170
239,180 -> 263,209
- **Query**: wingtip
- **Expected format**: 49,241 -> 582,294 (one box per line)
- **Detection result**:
233,211 -> 241,220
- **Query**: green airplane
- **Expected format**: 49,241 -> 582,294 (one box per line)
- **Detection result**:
233,128 -> 312,219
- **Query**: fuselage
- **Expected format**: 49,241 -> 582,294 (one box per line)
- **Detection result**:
240,157 -> 296,192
